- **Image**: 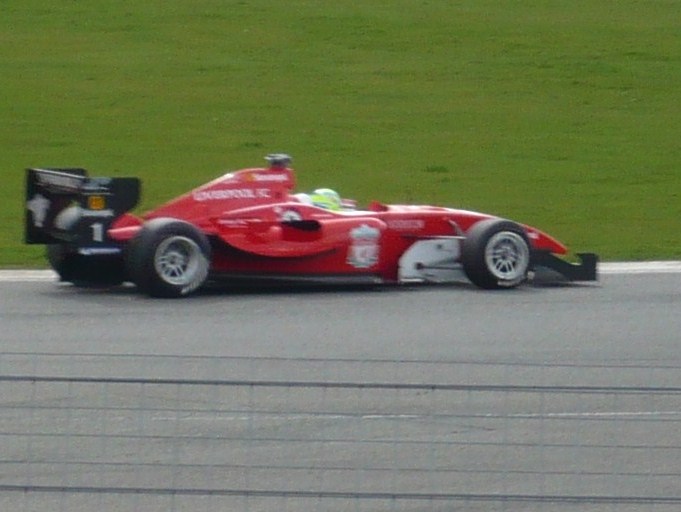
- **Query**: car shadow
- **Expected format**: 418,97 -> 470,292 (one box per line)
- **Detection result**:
44,275 -> 596,300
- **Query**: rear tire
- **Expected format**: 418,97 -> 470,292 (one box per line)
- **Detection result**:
462,219 -> 531,289
47,244 -> 125,286
126,218 -> 211,298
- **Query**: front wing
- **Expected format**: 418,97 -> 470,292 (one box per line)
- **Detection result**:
532,251 -> 598,283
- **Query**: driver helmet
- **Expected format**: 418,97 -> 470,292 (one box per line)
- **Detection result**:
309,188 -> 342,211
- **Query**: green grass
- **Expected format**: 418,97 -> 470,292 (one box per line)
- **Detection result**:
2,0 -> 680,266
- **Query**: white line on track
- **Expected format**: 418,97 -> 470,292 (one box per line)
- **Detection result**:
148,413 -> 425,422
0,270 -> 58,282
1,261 -> 680,282
147,411 -> 681,422
597,261 -> 681,274
506,410 -> 681,419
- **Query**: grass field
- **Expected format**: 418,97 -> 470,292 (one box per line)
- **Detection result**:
2,0 -> 680,267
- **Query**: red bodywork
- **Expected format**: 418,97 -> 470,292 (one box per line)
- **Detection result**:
108,163 -> 567,283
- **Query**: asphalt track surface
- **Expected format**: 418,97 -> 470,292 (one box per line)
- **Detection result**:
1,264 -> 680,363
1,264 -> 681,511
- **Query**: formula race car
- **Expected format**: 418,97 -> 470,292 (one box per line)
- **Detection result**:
25,154 -> 597,297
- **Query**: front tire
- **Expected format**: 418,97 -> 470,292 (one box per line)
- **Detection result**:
126,218 -> 211,298
462,219 -> 531,289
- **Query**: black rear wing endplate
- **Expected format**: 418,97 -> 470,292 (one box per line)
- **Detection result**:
25,167 -> 140,246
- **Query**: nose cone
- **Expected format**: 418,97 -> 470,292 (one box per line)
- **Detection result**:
524,225 -> 568,254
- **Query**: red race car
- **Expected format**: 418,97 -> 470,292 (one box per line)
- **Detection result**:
25,154 -> 597,297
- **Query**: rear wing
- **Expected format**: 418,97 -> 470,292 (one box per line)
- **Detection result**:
25,168 -> 140,247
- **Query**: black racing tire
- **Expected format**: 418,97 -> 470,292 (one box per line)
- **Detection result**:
47,244 -> 125,287
126,218 -> 211,298
462,219 -> 531,290
47,244 -> 78,281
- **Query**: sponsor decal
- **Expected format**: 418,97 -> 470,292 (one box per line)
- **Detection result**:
53,206 -> 82,231
26,194 -> 51,228
81,209 -> 114,218
193,188 -> 271,201
77,247 -> 122,256
245,172 -> 290,182
82,178 -> 112,192
87,195 -> 106,210
386,219 -> 426,231
347,224 -> 380,269
35,171 -> 82,191
217,219 -> 250,227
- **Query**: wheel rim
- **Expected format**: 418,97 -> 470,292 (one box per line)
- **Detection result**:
484,231 -> 530,282
154,236 -> 205,286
